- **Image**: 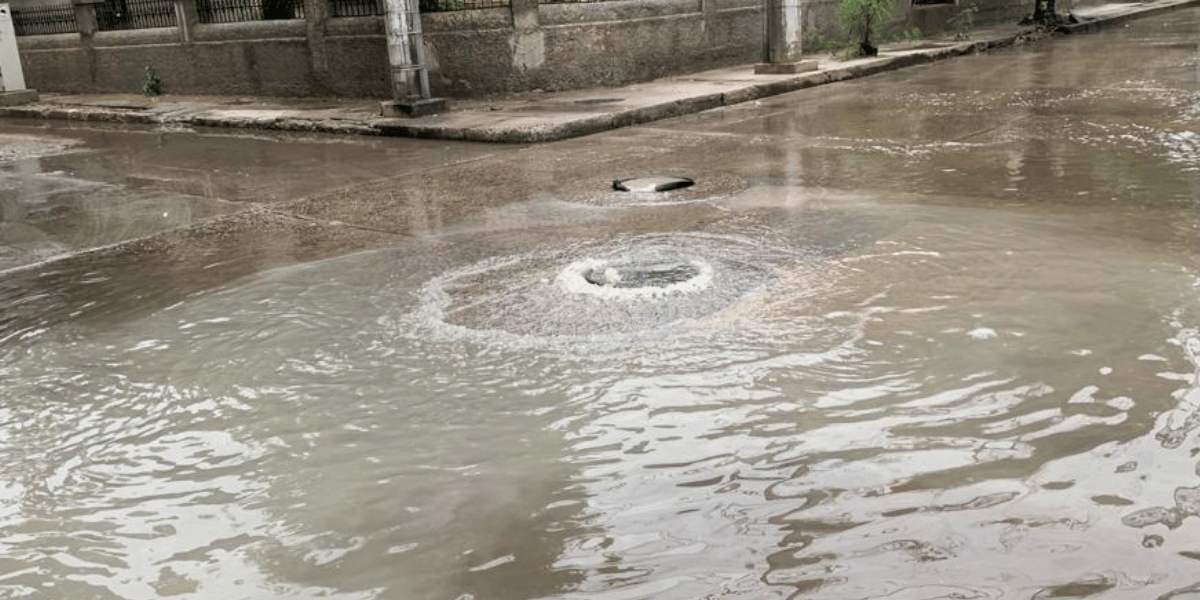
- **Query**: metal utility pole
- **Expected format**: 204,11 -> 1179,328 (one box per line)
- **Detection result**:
754,0 -> 818,74
380,0 -> 447,118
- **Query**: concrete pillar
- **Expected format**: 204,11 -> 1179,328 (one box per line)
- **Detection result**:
754,0 -> 817,74
72,0 -> 103,38
700,0 -> 717,40
510,0 -> 543,72
510,0 -> 537,30
0,3 -> 28,92
380,0 -> 447,117
72,0 -> 102,87
384,0 -> 418,99
303,0 -> 332,93
0,1 -> 36,104
173,0 -> 199,44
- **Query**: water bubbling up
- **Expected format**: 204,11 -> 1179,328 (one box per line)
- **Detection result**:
415,232 -> 780,338
559,257 -> 712,300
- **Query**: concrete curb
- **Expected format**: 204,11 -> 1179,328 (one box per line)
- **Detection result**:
1062,0 -> 1200,33
457,37 -> 1029,143
1,0 -> 1197,143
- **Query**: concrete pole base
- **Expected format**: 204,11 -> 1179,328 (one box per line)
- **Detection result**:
0,90 -> 39,106
754,60 -> 819,75
380,98 -> 448,118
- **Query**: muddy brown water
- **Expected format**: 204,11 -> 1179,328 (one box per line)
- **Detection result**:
0,123 -> 506,271
3,9 -> 1200,600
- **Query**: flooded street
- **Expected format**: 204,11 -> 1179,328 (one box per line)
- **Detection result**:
0,123 -> 507,271
3,8 -> 1200,600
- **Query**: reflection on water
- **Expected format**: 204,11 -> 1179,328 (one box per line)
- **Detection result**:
0,123 -> 502,271
8,193 -> 1200,600
3,8 -> 1200,600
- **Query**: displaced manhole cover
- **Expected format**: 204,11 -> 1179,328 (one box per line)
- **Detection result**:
612,176 -> 695,193
557,171 -> 747,206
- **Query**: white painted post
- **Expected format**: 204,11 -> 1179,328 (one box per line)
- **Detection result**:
0,3 -> 27,91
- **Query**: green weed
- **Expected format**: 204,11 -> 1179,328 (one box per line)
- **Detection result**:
141,65 -> 163,97
948,2 -> 979,37
837,0 -> 901,56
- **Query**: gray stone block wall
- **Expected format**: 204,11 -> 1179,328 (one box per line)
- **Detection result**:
10,0 -> 1036,98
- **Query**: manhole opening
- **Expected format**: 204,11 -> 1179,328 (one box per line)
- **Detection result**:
612,176 -> 695,193
584,262 -> 701,289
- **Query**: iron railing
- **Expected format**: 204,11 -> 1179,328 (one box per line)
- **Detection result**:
11,4 -> 79,35
329,0 -> 509,14
11,0 -> 509,31
331,0 -> 384,16
330,0 -> 509,16
96,0 -> 178,30
419,0 -> 508,12
197,0 -> 305,22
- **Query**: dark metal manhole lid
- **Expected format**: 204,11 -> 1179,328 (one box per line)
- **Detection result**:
556,170 -> 748,206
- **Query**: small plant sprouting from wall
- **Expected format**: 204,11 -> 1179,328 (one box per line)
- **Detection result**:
948,2 -> 979,39
894,26 -> 922,42
837,0 -> 900,57
141,65 -> 163,97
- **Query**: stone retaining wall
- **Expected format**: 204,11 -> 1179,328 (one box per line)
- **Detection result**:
8,0 -> 1044,98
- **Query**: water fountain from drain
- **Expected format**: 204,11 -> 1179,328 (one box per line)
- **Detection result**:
558,257 -> 715,302
563,176 -> 712,302
421,176 -> 782,337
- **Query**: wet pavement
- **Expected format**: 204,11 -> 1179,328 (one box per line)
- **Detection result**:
1,0 -> 1197,143
0,122 -> 512,272
2,4 -> 1200,600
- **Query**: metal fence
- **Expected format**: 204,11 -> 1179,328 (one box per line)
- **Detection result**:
197,0 -> 306,22
96,0 -> 178,30
11,4 -> 79,35
418,0 -> 508,12
10,0 -> 507,32
330,0 -> 384,16
330,0 -> 507,14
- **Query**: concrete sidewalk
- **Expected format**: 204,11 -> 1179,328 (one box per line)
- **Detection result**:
1,0 -> 1195,144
